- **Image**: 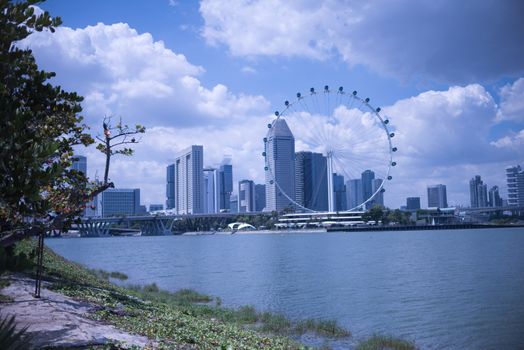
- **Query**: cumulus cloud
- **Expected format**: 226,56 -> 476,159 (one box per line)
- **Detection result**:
496,78 -> 524,122
21,22 -> 270,127
20,16 -> 523,208
200,0 -> 524,83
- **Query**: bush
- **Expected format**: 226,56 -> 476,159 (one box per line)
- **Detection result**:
0,314 -> 32,350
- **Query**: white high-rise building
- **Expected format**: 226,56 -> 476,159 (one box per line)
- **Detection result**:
265,118 -> 295,211
174,145 -> 204,214
506,165 -> 524,207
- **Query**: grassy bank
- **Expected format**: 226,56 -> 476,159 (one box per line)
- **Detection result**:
2,239 -> 417,349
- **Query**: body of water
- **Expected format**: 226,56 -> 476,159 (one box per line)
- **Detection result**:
47,228 -> 524,349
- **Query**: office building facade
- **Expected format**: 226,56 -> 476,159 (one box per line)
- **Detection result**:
203,167 -> 217,214
406,197 -> 421,210
238,180 -> 256,213
149,204 -> 163,212
255,184 -> 266,212
369,178 -> 384,208
427,184 -> 448,208
469,175 -> 488,208
101,189 -> 140,217
346,178 -> 363,210
72,155 -> 87,174
361,170 -> 375,209
488,186 -> 502,207
333,173 -> 347,211
295,151 -> 328,211
265,118 -> 295,211
506,165 -> 524,206
166,164 -> 175,210
218,163 -> 233,212
174,145 -> 204,214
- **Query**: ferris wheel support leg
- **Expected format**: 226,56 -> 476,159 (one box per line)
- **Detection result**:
327,152 -> 334,212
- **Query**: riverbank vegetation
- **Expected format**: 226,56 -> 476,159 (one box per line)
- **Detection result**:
1,239 -> 417,349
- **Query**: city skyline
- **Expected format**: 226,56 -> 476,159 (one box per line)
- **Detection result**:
27,1 -> 524,208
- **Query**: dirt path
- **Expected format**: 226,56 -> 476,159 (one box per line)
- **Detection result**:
0,274 -> 152,349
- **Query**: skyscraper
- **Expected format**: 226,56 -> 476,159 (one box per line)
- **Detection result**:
488,186 -> 502,207
166,164 -> 175,210
238,180 -> 255,212
361,170 -> 375,209
333,173 -> 347,211
346,179 -> 363,210
469,175 -> 488,208
506,165 -> 524,207
218,163 -> 233,212
369,178 -> 384,207
295,151 -> 328,211
265,118 -> 295,211
255,184 -> 266,212
101,189 -> 140,217
406,197 -> 421,210
174,145 -> 204,214
427,184 -> 448,208
72,155 -> 87,174
203,167 -> 217,213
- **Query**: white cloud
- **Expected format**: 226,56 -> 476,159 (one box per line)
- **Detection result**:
496,78 -> 524,122
21,22 -> 270,127
491,129 -> 524,150
200,0 -> 524,83
21,17 -> 523,208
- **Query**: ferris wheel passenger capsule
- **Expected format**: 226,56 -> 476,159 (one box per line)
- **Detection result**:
285,100 -> 289,106
310,87 -> 315,93
391,161 -> 397,166
387,176 -> 392,180
376,107 -> 381,112
267,123 -> 272,128
338,86 -> 343,92
392,147 -> 397,152
297,92 -> 301,98
389,132 -> 395,138
384,119 -> 389,124
275,111 -> 279,116
353,90 -> 357,95
365,97 -> 370,103
324,85 -> 329,91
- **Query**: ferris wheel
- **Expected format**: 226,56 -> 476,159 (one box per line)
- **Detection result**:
263,85 -> 397,212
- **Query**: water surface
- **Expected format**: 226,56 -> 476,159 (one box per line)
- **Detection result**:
48,228 -> 524,349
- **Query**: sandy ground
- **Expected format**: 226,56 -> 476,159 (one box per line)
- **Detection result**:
0,274 -> 152,349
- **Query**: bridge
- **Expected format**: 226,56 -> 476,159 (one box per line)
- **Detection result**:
74,211 -> 271,237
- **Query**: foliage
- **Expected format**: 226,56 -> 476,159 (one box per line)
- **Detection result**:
0,0 -> 94,234
355,334 -> 417,350
0,314 -> 32,350
362,206 -> 414,226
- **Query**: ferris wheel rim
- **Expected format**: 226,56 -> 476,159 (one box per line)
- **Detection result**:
265,86 -> 396,213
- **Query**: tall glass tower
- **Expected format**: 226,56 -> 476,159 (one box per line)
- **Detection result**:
265,118 -> 295,211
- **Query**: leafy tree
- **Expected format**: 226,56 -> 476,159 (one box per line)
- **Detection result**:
0,1 -> 143,246
362,205 -> 384,223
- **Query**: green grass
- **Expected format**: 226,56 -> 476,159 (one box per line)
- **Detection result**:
355,335 -> 417,350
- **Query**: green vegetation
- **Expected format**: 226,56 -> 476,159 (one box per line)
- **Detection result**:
355,335 -> 417,350
9,239 -> 349,348
362,206 -> 414,225
0,314 -> 32,350
89,269 -> 129,281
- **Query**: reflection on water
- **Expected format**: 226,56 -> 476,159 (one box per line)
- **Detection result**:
48,228 -> 524,349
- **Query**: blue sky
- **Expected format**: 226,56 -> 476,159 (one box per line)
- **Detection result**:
26,0 -> 524,209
